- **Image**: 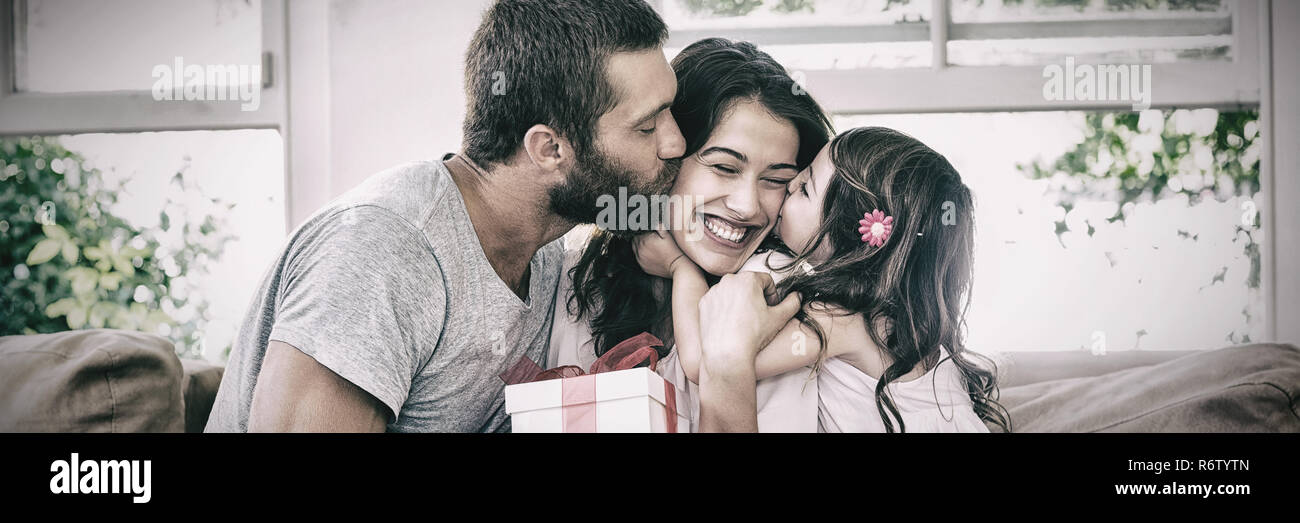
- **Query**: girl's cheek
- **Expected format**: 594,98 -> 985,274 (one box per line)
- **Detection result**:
804,212 -> 829,260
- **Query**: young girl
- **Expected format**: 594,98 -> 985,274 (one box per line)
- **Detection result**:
638,126 -> 1010,432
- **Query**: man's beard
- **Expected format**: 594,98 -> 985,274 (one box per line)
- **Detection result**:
547,144 -> 680,233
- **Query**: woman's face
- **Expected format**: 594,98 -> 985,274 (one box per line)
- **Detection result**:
668,99 -> 801,276
778,143 -> 835,263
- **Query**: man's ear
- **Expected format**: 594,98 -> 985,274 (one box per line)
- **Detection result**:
522,124 -> 572,173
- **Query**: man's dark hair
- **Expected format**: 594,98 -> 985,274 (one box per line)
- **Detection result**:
462,0 -> 669,167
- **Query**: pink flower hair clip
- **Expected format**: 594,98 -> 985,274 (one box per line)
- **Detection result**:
858,209 -> 894,247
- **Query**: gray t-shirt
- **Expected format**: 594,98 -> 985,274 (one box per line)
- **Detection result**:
205,156 -> 563,432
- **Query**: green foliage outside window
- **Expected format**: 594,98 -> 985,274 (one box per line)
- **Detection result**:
1016,109 -> 1262,343
0,136 -> 234,358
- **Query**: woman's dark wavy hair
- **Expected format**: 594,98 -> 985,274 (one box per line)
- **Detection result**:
567,38 -> 833,358
771,126 -> 1011,433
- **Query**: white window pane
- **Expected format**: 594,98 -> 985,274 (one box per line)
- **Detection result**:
834,110 -> 1264,352
947,0 -> 1232,66
15,0 -> 262,93
668,40 -> 931,71
663,0 -> 933,70
948,35 -> 1231,67
664,0 -> 930,29
950,0 -> 1230,24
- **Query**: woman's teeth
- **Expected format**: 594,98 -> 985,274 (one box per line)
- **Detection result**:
705,216 -> 748,244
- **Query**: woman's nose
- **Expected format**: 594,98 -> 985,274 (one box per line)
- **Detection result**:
724,178 -> 761,220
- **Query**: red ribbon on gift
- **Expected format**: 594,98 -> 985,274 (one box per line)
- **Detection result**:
499,332 -> 680,433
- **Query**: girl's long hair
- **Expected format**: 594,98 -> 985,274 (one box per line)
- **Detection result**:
773,127 -> 1011,433
568,38 -> 832,357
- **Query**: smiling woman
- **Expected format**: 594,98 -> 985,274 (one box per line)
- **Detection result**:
669,98 -> 801,275
554,37 -> 831,380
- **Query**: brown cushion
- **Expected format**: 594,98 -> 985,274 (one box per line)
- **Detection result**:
0,329 -> 185,432
993,343 -> 1300,432
180,358 -> 224,433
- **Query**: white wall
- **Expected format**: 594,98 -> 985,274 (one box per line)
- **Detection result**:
1268,1 -> 1299,345
287,0 -> 491,227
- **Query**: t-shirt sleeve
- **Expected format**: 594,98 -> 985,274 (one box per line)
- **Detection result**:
267,205 -> 446,422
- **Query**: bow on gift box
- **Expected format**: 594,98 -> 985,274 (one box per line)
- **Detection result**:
499,332 -> 681,432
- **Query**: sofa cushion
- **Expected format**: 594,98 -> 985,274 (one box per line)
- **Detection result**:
993,343 -> 1300,432
993,349 -> 1202,388
180,358 -> 224,433
0,329 -> 185,432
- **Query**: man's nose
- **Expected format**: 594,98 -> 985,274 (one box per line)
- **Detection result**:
657,113 -> 686,160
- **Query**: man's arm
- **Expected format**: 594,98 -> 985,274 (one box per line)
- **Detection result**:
698,355 -> 760,432
695,272 -> 802,432
242,206 -> 444,432
248,341 -> 389,433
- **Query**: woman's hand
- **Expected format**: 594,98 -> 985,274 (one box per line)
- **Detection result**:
633,229 -> 696,279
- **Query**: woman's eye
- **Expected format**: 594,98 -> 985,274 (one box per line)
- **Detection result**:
711,164 -> 739,175
763,178 -> 792,188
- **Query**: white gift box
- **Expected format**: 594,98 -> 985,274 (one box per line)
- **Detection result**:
505,367 -> 690,433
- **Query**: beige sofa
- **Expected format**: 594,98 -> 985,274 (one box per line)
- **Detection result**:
0,329 -> 1296,432
0,329 -> 222,432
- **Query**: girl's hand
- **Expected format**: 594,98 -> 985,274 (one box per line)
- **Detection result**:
633,229 -> 696,279
698,272 -> 802,369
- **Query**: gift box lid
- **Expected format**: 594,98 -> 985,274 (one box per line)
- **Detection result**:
504,367 -> 678,414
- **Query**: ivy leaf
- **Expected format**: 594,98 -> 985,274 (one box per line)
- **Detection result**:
25,238 -> 62,265
107,306 -> 132,330
60,241 -> 79,264
142,309 -> 173,332
67,267 -> 99,296
121,244 -> 152,259
41,223 -> 69,241
159,211 -> 170,231
89,302 -> 121,329
44,297 -> 78,318
66,306 -> 88,330
111,253 -> 136,278
126,303 -> 149,329
99,273 -> 123,291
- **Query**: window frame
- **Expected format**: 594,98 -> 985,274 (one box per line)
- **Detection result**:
661,0 -> 1261,114
0,0 -> 294,230
0,0 -> 287,134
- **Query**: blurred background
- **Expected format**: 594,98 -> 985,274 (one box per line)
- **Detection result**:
0,0 -> 1295,362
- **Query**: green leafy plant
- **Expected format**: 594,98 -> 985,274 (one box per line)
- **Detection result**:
0,136 -> 235,358
1017,109 -> 1261,343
